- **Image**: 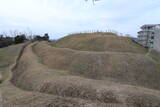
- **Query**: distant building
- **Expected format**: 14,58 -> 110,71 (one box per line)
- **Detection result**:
138,24 -> 160,51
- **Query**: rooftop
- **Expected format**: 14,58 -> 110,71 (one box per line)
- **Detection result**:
141,24 -> 160,29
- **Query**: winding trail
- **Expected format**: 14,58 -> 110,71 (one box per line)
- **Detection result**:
1,42 -> 109,107
1,42 -> 160,107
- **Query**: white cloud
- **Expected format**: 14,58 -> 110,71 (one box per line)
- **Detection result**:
0,0 -> 160,39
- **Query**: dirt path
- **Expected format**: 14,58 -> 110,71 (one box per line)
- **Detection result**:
1,42 -> 160,107
1,43 -> 110,107
12,43 -> 160,106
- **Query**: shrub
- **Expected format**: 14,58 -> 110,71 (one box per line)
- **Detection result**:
0,35 -> 14,48
14,34 -> 26,44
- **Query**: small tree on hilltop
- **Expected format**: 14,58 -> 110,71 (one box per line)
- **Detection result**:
33,33 -> 49,41
44,33 -> 49,41
14,34 -> 26,44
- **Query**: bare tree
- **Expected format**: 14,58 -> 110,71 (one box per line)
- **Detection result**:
27,28 -> 33,40
9,30 -> 21,37
2,31 -> 8,37
85,0 -> 100,4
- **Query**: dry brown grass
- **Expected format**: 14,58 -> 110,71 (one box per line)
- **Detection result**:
2,82 -> 108,107
0,43 -> 108,107
0,43 -> 25,83
11,43 -> 122,104
1,33 -> 160,106
7,42 -> 160,107
51,33 -> 147,53
34,42 -> 160,90
148,49 -> 160,63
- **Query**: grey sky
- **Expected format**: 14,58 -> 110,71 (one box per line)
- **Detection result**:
0,0 -> 160,39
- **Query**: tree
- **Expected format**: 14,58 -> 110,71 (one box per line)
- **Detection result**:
26,28 -> 33,41
14,34 -> 26,44
85,0 -> 100,4
34,33 -> 49,41
0,35 -> 13,48
9,30 -> 20,37
44,33 -> 49,41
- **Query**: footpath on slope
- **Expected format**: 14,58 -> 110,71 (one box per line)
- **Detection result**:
0,42 -> 110,107
34,42 -> 160,90
7,42 -> 160,107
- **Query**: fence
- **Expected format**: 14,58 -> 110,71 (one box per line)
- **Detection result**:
68,29 -> 124,36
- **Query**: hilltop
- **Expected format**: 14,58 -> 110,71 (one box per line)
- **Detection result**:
51,32 -> 147,53
0,33 -> 160,107
48,33 -> 160,89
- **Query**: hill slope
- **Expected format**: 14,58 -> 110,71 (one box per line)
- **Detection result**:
49,33 -> 160,90
51,33 -> 147,53
1,33 -> 160,106
36,42 -> 160,90
9,42 -> 160,107
0,44 -> 25,82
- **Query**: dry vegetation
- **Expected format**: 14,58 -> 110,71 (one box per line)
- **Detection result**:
9,43 -> 160,106
34,42 -> 160,90
1,33 -> 160,106
0,44 -> 25,83
51,33 -> 148,53
148,49 -> 160,64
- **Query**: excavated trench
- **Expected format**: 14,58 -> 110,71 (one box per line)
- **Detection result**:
7,42 -> 160,107
10,43 -> 123,104
1,43 -> 108,107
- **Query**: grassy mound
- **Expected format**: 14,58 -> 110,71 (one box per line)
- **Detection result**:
10,43 -> 160,106
51,33 -> 147,53
0,43 -> 110,107
0,43 -> 25,82
148,49 -> 160,64
2,33 -> 160,106
34,42 -> 160,90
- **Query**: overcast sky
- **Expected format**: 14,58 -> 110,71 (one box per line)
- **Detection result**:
0,0 -> 160,39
